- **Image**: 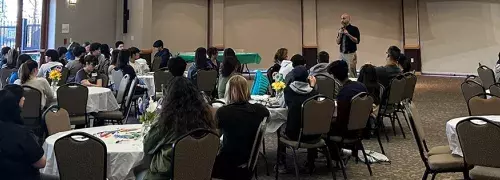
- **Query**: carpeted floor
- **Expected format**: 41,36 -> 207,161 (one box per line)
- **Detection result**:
253,75 -> 468,180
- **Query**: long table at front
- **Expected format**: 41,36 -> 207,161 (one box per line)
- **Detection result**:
178,52 -> 262,64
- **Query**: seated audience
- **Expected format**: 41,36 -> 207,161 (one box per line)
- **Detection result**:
397,54 -> 411,73
88,43 -> 106,69
2,48 -> 19,69
277,66 -> 318,172
115,50 -> 147,95
375,46 -> 402,89
65,46 -> 86,83
269,48 -> 288,83
57,47 -> 68,66
8,54 -> 32,84
0,46 -> 11,67
310,51 -> 330,77
37,49 -> 62,77
115,41 -> 125,50
129,47 -> 150,74
212,75 -> 270,179
167,56 -> 187,77
65,42 -> 80,61
75,55 -> 102,87
153,40 -> 171,69
278,53 -> 297,81
217,56 -> 239,98
224,48 -> 241,72
142,77 -> 215,179
83,41 -> 91,53
284,54 -> 307,85
358,64 -> 381,137
188,47 -> 215,84
108,50 -> 120,76
207,47 -> 219,73
0,85 -> 52,180
15,60 -> 56,108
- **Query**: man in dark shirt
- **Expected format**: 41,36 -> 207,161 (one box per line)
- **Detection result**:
75,55 -> 102,87
153,40 -> 171,69
336,13 -> 360,78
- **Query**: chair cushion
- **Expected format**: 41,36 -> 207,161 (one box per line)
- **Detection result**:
470,166 -> 500,180
428,154 -> 465,171
69,116 -> 86,125
279,137 -> 325,149
428,145 -> 452,156
95,111 -> 124,120
329,136 -> 359,144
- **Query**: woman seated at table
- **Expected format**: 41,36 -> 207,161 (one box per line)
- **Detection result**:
141,77 -> 216,180
65,46 -> 86,83
269,48 -> 288,83
188,47 -> 215,84
223,48 -> 241,72
207,47 -> 219,73
276,66 -> 319,172
114,49 -> 147,95
129,47 -> 150,74
1,48 -> 18,69
8,53 -> 32,84
15,60 -> 56,108
37,49 -> 63,77
212,75 -> 270,179
217,56 -> 239,98
75,55 -> 103,87
0,84 -> 59,180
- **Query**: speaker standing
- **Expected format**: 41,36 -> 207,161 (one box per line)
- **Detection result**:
337,13 -> 360,78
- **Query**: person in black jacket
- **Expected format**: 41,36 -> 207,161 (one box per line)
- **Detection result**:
277,66 -> 319,173
212,75 -> 270,179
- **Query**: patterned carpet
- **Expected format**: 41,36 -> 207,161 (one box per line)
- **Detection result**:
253,75 -> 468,180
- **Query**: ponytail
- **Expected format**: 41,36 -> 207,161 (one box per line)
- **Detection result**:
19,60 -> 38,84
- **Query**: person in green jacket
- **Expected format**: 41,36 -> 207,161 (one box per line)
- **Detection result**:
141,77 -> 216,180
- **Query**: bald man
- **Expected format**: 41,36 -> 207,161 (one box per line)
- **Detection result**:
336,13 -> 360,78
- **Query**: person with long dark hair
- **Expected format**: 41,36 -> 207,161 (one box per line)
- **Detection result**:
0,46 -> 11,67
57,47 -> 68,66
108,50 -> 120,76
2,48 -> 19,69
188,47 -> 215,84
217,56 -> 239,98
207,47 -> 219,72
142,77 -> 216,179
114,49 -> 147,95
65,42 -> 80,61
16,60 -> 55,108
65,46 -> 86,83
8,54 -> 33,84
223,48 -> 241,72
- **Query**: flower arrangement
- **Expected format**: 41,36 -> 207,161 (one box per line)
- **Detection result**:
48,69 -> 62,82
139,98 -> 158,124
272,72 -> 286,92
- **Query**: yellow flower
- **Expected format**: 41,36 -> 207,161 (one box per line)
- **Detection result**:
272,81 -> 286,91
49,69 -> 62,81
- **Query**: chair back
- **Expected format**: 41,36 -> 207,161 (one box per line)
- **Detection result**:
122,78 -> 138,119
172,129 -> 220,180
0,68 -> 16,88
57,83 -> 88,117
196,69 -> 218,92
154,70 -> 173,93
301,95 -> 335,135
457,117 -> 500,168
151,56 -> 162,72
348,92 -> 374,131
43,105 -> 71,136
314,74 -> 336,99
489,83 -> 500,97
379,83 -> 385,103
111,69 -> 124,91
467,94 -> 500,116
21,86 -> 42,120
386,75 -> 406,104
115,74 -> 130,104
247,117 -> 268,173
405,102 -> 432,168
477,65 -> 496,89
465,75 -> 482,85
57,67 -> 69,86
402,73 -> 417,101
54,132 -> 107,180
461,80 -> 486,102
100,74 -> 109,88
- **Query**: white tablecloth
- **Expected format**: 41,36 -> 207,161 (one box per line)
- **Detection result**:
55,87 -> 119,113
137,74 -> 155,97
41,124 -> 144,180
446,115 -> 500,156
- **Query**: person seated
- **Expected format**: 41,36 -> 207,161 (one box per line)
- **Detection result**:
284,54 -> 306,85
114,50 -> 147,95
129,47 -> 150,74
397,54 -> 411,73
0,85 -> 53,180
153,40 -> 171,69
141,77 -> 216,179
278,52 -> 294,79
269,48 -> 288,83
277,66 -> 318,172
496,52 -> 500,82
37,49 -> 63,77
65,42 -> 80,61
98,44 -> 112,74
83,41 -> 91,53
8,54 -> 33,84
108,50 -> 120,76
65,46 -> 86,83
217,56 -> 239,98
310,51 -> 331,77
212,75 -> 270,179
374,46 -> 403,89
75,55 -> 102,87
87,42 -> 106,67
223,48 -> 241,72
0,46 -> 11,67
167,56 -> 187,77
57,47 -> 68,66
14,60 -> 55,108
188,47 -> 215,85
2,48 -> 19,69
207,47 -> 219,73
115,41 -> 125,50
357,64 -> 381,137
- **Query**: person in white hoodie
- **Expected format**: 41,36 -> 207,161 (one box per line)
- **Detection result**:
129,47 -> 150,74
37,49 -> 63,77
278,54 -> 294,79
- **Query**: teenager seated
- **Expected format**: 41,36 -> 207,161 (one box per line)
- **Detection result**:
15,60 -> 56,108
75,55 -> 103,87
167,56 -> 187,77
283,54 -> 306,85
374,46 -> 403,89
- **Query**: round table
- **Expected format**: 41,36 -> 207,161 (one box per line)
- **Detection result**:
40,124 -> 144,180
446,115 -> 500,156
54,87 -> 120,113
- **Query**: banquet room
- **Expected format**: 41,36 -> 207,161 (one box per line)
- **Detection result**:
2,0 -> 500,180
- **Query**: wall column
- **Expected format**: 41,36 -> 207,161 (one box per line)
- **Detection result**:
302,0 -> 318,68
209,0 -> 224,49
403,0 -> 422,71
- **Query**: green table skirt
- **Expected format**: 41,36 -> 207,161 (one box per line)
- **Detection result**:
178,52 -> 261,64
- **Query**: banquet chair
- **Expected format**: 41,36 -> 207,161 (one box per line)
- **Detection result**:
115,74 -> 130,105
489,83 -> 500,97
21,85 -> 44,139
405,102 -> 470,180
196,69 -> 218,101
153,69 -> 173,100
100,74 -> 109,89
477,65 -> 496,89
110,69 -> 124,91
0,68 -> 16,88
396,73 -> 418,131
171,129 -> 220,180
328,92 -> 375,177
54,132 -> 107,180
94,77 -> 137,125
465,75 -> 482,86
314,74 -> 337,99
456,117 -> 500,180
58,67 -> 69,86
377,75 -> 406,141
467,93 -> 500,116
276,95 -> 337,180
246,117 -> 269,179
43,105 -> 71,136
461,80 -> 486,103
57,83 -> 89,128
151,57 -> 162,72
